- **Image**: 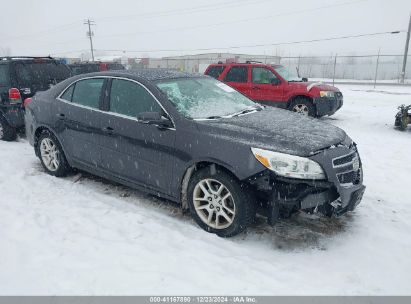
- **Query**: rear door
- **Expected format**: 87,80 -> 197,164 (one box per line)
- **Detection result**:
221,65 -> 252,97
249,67 -> 284,105
55,77 -> 108,167
99,78 -> 176,194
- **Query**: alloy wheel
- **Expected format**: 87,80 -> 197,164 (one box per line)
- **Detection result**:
40,138 -> 60,172
193,178 -> 236,229
292,104 -> 309,116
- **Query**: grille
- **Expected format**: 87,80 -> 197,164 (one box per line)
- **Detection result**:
337,170 -> 361,185
332,149 -> 361,186
333,153 -> 354,166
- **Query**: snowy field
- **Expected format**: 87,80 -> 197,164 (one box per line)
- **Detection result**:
1,84 -> 411,295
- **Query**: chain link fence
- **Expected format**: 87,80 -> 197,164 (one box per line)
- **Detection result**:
128,54 -> 411,84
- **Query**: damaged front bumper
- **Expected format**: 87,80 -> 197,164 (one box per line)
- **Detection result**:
248,144 -> 365,224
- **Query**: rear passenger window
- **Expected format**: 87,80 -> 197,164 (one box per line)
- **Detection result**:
0,65 -> 9,85
71,78 -> 104,109
224,67 -> 248,83
206,66 -> 225,79
109,79 -> 161,118
60,84 -> 74,101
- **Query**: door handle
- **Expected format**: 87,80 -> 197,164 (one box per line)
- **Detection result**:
102,126 -> 114,134
56,113 -> 65,119
252,86 -> 261,90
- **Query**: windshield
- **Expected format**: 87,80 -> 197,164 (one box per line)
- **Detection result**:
156,77 -> 257,119
273,66 -> 299,81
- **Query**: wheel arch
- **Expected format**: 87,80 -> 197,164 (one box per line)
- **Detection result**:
33,126 -> 69,162
288,94 -> 313,107
179,160 -> 240,211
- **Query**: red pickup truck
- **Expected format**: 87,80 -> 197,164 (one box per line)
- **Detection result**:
205,62 -> 343,117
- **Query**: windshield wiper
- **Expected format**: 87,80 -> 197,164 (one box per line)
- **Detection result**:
229,106 -> 262,118
204,115 -> 225,119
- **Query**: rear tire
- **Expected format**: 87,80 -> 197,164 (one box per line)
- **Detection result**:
0,115 -> 17,141
289,97 -> 316,117
187,166 -> 256,237
36,130 -> 70,177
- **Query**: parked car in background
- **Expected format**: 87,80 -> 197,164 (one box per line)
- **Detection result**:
0,56 -> 71,141
205,62 -> 343,117
69,62 -> 125,76
25,69 -> 365,237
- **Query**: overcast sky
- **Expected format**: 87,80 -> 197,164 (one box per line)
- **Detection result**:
1,0 -> 411,58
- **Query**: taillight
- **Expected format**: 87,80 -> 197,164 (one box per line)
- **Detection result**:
24,97 -> 33,108
9,88 -> 22,103
100,63 -> 108,71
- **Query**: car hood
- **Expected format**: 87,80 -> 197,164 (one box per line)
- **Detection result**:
195,107 -> 347,156
289,81 -> 339,92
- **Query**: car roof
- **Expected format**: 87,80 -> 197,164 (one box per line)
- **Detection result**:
0,56 -> 61,63
69,69 -> 205,82
208,62 -> 281,68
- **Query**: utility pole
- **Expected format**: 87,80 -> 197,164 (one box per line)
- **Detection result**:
332,54 -> 337,86
84,19 -> 95,62
374,48 -> 380,88
400,14 -> 411,83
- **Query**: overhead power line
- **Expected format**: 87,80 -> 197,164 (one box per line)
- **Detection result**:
96,0 -> 273,22
97,0 -> 368,39
6,21 -> 82,41
99,30 -> 403,54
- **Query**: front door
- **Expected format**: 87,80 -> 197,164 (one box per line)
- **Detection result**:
249,67 -> 284,105
99,78 -> 176,194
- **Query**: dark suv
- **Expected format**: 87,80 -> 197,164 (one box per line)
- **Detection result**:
0,56 -> 71,141
25,69 -> 365,237
69,62 -> 125,76
205,63 -> 343,117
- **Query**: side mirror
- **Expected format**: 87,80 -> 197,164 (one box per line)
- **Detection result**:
137,111 -> 173,129
271,78 -> 280,85
302,77 -> 308,82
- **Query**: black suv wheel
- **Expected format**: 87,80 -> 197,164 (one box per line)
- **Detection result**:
0,115 -> 17,141
187,167 -> 256,237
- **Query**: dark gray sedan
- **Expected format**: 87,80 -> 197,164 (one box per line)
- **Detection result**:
25,69 -> 365,237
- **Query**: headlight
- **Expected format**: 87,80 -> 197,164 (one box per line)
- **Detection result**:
251,148 -> 326,179
319,91 -> 335,98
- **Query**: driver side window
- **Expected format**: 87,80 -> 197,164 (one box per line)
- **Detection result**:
252,67 -> 278,84
109,79 -> 161,118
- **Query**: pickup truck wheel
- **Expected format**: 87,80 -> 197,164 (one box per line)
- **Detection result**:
188,167 -> 256,237
0,115 -> 17,141
290,98 -> 316,117
37,131 -> 70,177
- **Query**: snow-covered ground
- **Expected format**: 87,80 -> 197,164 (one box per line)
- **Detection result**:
1,84 -> 411,295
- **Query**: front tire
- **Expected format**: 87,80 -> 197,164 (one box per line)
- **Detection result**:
0,115 -> 17,141
36,131 -> 70,177
289,97 -> 316,117
187,167 -> 256,237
